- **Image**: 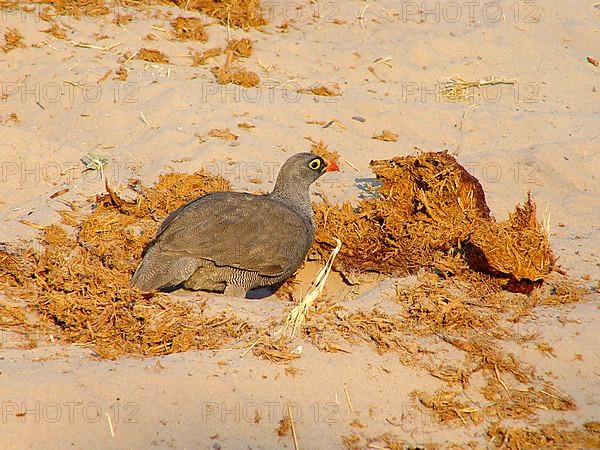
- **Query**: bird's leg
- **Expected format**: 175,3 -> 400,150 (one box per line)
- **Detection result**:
223,284 -> 248,298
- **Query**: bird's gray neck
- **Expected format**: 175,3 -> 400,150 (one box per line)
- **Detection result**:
270,182 -> 313,222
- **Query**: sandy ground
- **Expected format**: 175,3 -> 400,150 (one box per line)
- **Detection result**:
1,0 -> 599,448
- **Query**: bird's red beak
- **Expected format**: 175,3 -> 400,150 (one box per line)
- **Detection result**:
324,160 -> 339,172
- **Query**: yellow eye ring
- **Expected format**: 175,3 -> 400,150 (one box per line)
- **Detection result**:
309,158 -> 321,170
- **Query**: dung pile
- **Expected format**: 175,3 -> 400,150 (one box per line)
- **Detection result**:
314,151 -> 554,292
0,170 -> 252,358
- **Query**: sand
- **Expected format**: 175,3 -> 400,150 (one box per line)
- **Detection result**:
1,0 -> 599,448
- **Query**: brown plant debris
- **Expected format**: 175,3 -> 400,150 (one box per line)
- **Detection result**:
482,378 -> 576,420
299,83 -> 342,96
173,0 -> 267,29
41,23 -> 67,39
117,51 -> 132,64
306,137 -> 340,163
530,275 -> 586,305
398,280 -> 500,339
37,6 -> 57,22
114,13 -> 134,25
343,433 -> 441,450
237,121 -> 255,130
274,275 -> 300,302
114,65 -> 128,81
342,433 -> 362,449
415,377 -> 576,428
190,47 -> 222,66
226,37 -> 253,57
440,76 -> 516,103
372,130 -> 399,142
413,389 -> 484,425
585,421 -> 600,434
211,64 -> 260,87
210,43 -> 259,87
487,422 -> 600,449
208,128 -> 238,141
0,169 -> 255,358
49,0 -> 109,17
135,47 -> 169,63
252,338 -> 300,364
2,27 -> 25,52
4,112 -> 21,123
276,414 -> 291,436
463,193 -> 553,290
313,150 -> 554,292
171,16 -> 208,41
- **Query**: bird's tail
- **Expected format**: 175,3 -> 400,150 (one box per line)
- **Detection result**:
130,245 -> 197,292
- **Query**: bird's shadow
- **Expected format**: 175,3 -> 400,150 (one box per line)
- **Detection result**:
160,284 -> 275,300
355,177 -> 381,199
246,286 -> 275,300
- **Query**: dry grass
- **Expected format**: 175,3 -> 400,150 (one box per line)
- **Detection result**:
277,238 -> 341,340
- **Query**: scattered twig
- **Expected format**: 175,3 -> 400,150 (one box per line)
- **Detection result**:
276,238 -> 341,340
343,383 -> 354,413
440,76 -> 517,103
288,404 -> 299,450
73,41 -> 122,52
106,413 -> 115,437
344,159 -> 359,171
494,363 -> 511,397
240,337 -> 261,358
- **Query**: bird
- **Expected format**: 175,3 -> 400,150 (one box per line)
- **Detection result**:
130,152 -> 339,297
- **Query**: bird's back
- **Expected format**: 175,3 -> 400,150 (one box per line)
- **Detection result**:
131,191 -> 313,291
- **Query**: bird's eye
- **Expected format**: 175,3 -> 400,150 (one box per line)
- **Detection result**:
309,158 -> 321,170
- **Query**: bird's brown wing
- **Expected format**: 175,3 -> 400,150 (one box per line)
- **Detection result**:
152,192 -> 312,277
